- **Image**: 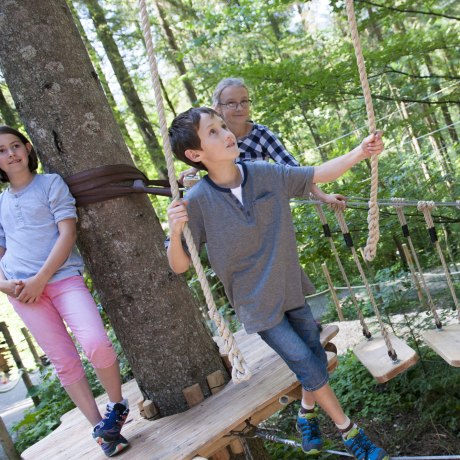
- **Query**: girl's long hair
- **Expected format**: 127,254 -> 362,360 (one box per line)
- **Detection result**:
0,126 -> 39,182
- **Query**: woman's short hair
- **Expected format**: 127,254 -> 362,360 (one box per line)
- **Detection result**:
211,78 -> 248,108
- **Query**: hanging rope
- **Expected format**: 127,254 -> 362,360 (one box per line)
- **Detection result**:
417,201 -> 460,320
344,0 -> 379,262
391,198 -> 441,328
137,0 -> 250,382
333,205 -> 397,360
314,203 -> 371,338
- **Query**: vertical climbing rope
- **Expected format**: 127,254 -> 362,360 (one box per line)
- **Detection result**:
391,198 -> 441,328
137,0 -> 251,382
417,201 -> 460,320
315,203 -> 371,338
333,206 -> 397,360
344,0 -> 380,262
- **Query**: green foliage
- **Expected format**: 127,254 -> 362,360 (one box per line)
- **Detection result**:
262,345 -> 460,458
331,347 -> 460,432
12,367 -> 76,453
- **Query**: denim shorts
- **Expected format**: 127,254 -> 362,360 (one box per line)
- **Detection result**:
258,303 -> 328,392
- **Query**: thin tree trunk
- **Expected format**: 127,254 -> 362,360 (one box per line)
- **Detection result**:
79,0 -> 168,178
155,0 -> 198,105
68,0 -> 138,162
0,0 -> 229,416
0,86 -> 19,128
302,108 -> 328,162
424,55 -> 459,143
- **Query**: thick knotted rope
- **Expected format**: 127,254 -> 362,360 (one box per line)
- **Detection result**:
417,201 -> 459,320
345,0 -> 379,262
137,0 -> 250,382
391,198 -> 441,328
333,205 -> 397,360
314,203 -> 371,338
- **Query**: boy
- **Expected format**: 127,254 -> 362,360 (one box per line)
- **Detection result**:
167,107 -> 387,460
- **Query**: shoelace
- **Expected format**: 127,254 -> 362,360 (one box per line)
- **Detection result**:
101,405 -> 125,428
348,431 -> 375,456
298,416 -> 321,438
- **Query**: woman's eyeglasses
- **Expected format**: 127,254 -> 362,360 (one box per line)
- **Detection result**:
218,100 -> 252,110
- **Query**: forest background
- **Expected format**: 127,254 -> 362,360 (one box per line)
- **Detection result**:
0,0 -> 459,457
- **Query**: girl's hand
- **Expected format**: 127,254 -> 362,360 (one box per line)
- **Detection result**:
16,275 -> 47,304
167,200 -> 189,237
0,279 -> 24,297
360,131 -> 384,158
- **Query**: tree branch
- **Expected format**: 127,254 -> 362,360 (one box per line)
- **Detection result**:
373,67 -> 460,81
356,0 -> 460,21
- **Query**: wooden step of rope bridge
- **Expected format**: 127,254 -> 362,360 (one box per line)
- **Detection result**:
22,325 -> 338,460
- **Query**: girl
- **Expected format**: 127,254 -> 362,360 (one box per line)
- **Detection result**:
0,126 -> 129,457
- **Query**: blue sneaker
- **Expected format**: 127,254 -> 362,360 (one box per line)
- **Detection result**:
93,402 -> 129,443
93,433 -> 129,457
296,412 -> 323,455
342,427 -> 389,460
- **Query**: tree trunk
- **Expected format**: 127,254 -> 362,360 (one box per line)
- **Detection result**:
0,0 -> 229,416
424,55 -> 459,144
79,0 -> 168,178
302,112 -> 328,162
68,0 -> 138,162
0,86 -> 19,128
155,0 -> 198,105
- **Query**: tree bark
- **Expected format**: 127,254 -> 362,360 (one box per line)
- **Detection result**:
0,0 -> 228,416
78,0 -> 168,178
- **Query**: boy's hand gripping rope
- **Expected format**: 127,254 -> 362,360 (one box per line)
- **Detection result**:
345,0 -> 380,262
137,0 -> 251,382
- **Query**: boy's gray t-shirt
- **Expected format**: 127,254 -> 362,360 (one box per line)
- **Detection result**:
185,161 -> 315,334
0,174 -> 84,283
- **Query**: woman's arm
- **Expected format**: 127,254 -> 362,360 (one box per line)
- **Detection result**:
16,218 -> 77,304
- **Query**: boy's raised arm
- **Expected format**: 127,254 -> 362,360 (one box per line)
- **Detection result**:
167,200 -> 192,274
313,132 -> 383,184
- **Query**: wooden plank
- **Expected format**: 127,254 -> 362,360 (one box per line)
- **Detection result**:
213,323 -> 339,355
22,333 -> 295,460
183,384 -> 205,408
354,334 -> 418,383
422,323 -> 460,367
22,327 -> 341,460
319,324 -> 339,346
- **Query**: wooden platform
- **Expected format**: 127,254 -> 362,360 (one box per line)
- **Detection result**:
23,325 -> 338,460
422,323 -> 460,367
354,333 -> 419,383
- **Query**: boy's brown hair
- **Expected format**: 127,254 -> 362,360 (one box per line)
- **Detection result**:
168,107 -> 222,171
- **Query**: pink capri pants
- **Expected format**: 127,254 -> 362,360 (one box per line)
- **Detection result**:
10,275 -> 117,386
